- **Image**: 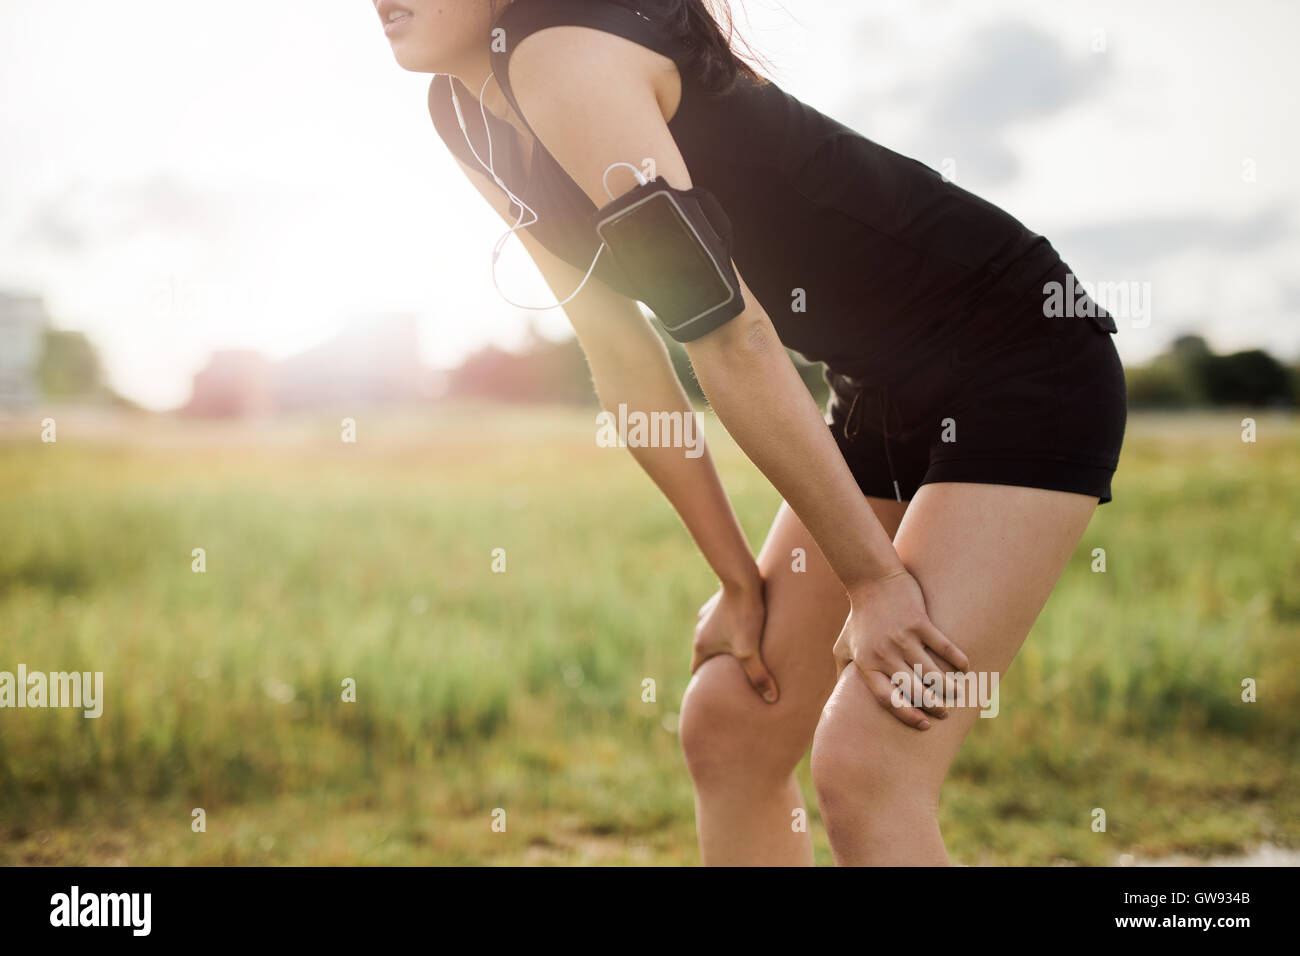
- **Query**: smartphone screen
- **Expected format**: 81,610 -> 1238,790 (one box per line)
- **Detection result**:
597,192 -> 733,330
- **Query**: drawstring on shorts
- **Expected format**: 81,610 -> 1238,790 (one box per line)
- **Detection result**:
842,380 -> 903,502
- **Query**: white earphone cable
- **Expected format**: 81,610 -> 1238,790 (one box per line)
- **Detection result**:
446,72 -> 647,311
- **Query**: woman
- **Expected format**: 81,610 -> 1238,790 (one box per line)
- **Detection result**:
375,0 -> 1127,865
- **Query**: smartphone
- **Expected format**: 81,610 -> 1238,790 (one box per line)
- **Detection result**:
595,189 -> 736,334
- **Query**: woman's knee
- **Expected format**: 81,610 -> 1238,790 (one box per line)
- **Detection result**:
678,654 -> 812,789
810,707 -> 875,817
809,675 -> 940,823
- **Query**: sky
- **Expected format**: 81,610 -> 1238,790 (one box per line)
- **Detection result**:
1,0 -> 1296,411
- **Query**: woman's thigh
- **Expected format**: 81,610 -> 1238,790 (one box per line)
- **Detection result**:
681,495 -> 909,772
815,481 -> 1098,793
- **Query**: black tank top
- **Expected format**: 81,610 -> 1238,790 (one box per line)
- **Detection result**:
427,0 -> 1073,381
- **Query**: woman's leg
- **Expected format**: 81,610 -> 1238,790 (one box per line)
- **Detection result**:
679,495 -> 909,866
809,481 -> 1099,865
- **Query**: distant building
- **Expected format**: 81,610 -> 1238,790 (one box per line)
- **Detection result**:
0,292 -> 51,409
183,314 -> 438,417
184,349 -> 274,417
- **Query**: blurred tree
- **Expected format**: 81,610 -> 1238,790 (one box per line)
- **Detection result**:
1169,334 -> 1213,360
37,329 -> 102,400
1127,333 -> 1296,408
1197,349 -> 1294,406
1125,358 -> 1203,408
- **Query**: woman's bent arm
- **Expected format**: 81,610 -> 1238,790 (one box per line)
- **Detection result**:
507,28 -> 908,596
446,153 -> 778,699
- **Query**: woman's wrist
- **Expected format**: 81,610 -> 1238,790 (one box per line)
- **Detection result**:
718,561 -> 762,594
845,562 -> 910,601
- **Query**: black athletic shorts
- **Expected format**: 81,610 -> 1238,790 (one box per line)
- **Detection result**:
825,264 -> 1128,505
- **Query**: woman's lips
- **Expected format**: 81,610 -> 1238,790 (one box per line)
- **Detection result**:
378,1 -> 415,36
384,11 -> 414,36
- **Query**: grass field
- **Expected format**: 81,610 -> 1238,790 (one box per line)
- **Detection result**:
1,404 -> 1297,865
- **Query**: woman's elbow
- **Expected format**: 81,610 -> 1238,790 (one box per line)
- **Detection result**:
685,312 -> 777,367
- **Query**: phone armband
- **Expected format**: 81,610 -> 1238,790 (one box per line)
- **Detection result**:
591,179 -> 747,342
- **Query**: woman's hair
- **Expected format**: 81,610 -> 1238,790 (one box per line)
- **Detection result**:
658,0 -> 772,93
490,0 -> 772,95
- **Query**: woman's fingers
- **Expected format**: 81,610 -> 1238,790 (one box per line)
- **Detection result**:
733,647 -> 780,704
893,655 -> 949,720
693,638 -> 779,703
860,665 -> 932,730
697,590 -> 721,620
921,621 -> 971,674
902,645 -> 950,719
838,640 -> 940,725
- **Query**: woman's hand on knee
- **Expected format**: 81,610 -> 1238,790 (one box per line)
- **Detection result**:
832,568 -> 971,730
691,574 -> 779,704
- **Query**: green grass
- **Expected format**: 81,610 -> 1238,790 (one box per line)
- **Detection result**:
0,405 -> 1296,865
